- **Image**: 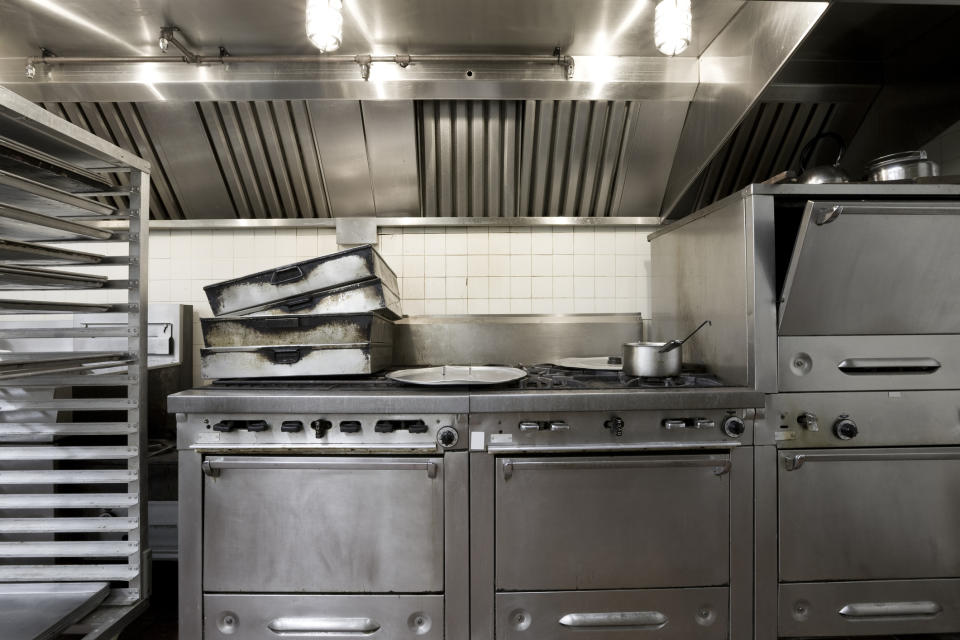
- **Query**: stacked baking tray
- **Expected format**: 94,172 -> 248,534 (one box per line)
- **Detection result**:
200,244 -> 400,379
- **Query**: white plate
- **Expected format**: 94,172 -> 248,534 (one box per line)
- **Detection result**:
553,356 -> 622,371
387,365 -> 527,386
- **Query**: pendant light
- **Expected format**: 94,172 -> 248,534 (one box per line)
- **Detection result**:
307,0 -> 343,53
654,0 -> 691,56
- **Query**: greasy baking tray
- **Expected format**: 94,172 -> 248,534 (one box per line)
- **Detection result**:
0,203 -> 112,242
204,244 -> 399,316
201,312 -> 394,348
200,343 -> 393,379
0,237 -> 102,265
0,265 -> 107,289
240,278 -> 401,318
0,299 -> 113,314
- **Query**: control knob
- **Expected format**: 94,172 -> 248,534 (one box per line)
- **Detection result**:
833,416 -> 858,440
604,416 -> 625,437
310,419 -> 332,438
722,416 -> 745,438
437,427 -> 459,448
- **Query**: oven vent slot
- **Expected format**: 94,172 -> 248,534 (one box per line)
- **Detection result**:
837,358 -> 941,375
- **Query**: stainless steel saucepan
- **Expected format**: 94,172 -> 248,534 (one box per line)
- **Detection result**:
622,321 -> 710,377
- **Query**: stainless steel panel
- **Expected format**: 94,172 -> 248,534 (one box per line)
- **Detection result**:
201,312 -> 394,348
0,582 -> 109,640
778,200 -> 960,335
203,593 -> 443,640
361,102 -> 420,217
495,454 -> 730,590
495,588 -> 728,640
168,388 -> 469,415
650,195 -> 753,386
779,446 -> 960,582
204,245 -> 398,316
200,343 -> 392,378
444,450 -> 470,640
778,335 -> 960,392
661,2 -> 828,218
778,579 -> 960,637
308,101 -> 376,218
393,314 -> 642,367
470,452 -> 495,640
754,445 -> 778,640
768,391 -> 960,449
203,455 -> 444,592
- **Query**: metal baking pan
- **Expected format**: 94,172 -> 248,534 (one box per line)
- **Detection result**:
0,203 -> 112,242
0,299 -> 113,314
0,237 -> 102,265
0,351 -> 132,380
200,344 -> 393,379
201,312 -> 394,348
0,136 -> 112,193
204,244 -> 399,316
241,278 -> 402,318
0,265 -> 107,289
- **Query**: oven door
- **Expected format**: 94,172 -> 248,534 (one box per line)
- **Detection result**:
778,446 -> 960,636
495,453 -> 731,591
202,455 -> 444,593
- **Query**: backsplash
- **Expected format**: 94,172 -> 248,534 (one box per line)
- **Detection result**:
145,225 -> 655,383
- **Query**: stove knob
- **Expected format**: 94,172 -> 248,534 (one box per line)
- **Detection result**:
310,419 -> 332,438
833,416 -> 858,440
437,427 -> 459,448
211,421 -> 235,432
339,420 -> 362,433
722,416 -> 745,438
797,412 -> 820,432
604,416 -> 625,437
246,420 -> 269,432
280,420 -> 303,433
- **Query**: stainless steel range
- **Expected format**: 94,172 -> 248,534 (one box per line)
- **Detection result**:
171,366 -> 763,640
650,184 -> 960,639
169,383 -> 469,640
466,367 -> 763,640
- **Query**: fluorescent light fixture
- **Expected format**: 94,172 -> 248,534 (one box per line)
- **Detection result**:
654,0 -> 691,57
307,0 -> 343,53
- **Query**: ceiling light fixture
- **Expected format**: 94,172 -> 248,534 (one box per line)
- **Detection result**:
306,0 -> 344,53
654,0 -> 691,56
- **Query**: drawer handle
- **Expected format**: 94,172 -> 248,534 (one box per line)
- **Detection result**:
270,265 -> 305,284
838,601 -> 942,619
559,611 -> 667,629
501,457 -> 731,480
838,358 -> 941,375
270,348 -> 302,365
268,616 -> 380,635
279,295 -> 315,312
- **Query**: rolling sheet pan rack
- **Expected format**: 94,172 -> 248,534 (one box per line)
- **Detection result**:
0,85 -> 149,639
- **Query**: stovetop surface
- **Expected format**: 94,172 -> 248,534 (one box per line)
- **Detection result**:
207,364 -> 726,392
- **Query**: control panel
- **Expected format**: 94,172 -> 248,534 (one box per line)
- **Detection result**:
187,413 -> 466,451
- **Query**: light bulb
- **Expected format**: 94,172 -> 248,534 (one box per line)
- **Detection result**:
655,0 -> 691,57
306,0 -> 343,53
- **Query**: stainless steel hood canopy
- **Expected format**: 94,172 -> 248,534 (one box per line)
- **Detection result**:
0,0 -> 839,220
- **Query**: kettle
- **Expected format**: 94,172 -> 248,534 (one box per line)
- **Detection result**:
797,132 -> 849,184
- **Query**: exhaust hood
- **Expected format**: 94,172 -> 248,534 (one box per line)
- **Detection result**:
0,1 -> 957,221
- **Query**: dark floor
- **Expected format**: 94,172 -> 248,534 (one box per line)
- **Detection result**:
119,560 -> 178,639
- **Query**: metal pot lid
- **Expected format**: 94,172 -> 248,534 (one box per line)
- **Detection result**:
553,356 -> 622,371
387,365 -> 526,386
867,150 -> 928,168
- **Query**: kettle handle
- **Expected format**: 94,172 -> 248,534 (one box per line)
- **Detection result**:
799,131 -> 845,172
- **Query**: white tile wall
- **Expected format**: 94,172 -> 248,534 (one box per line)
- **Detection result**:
146,225 -> 655,383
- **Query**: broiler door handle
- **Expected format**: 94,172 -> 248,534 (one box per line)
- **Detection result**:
267,616 -> 380,635
558,611 -> 668,629
838,601 -> 942,619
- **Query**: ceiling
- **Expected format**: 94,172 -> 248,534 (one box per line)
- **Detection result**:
0,0 -> 743,59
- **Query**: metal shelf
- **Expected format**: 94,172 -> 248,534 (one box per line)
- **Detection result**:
0,203 -> 113,241
0,237 -> 103,265
0,84 -> 149,637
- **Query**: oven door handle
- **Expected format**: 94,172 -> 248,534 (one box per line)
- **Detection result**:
558,611 -> 668,629
838,601 -> 942,619
500,456 -> 731,480
267,616 -> 381,635
837,357 -> 941,375
783,451 -> 960,471
201,456 -> 440,478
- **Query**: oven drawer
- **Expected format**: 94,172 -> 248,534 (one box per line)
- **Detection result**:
203,456 -> 444,593
779,579 -> 960,637
204,593 -> 443,639
496,588 -> 728,639
495,454 -> 731,590
779,447 -> 960,582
